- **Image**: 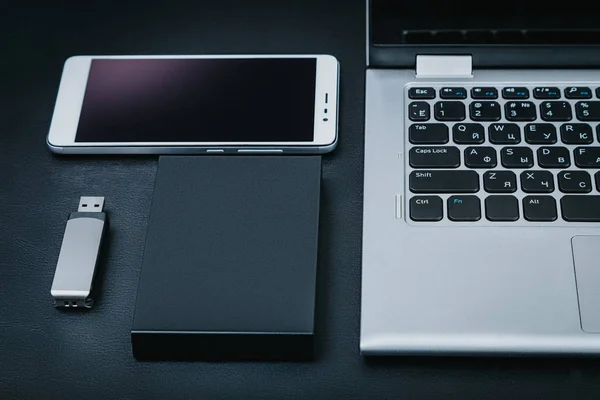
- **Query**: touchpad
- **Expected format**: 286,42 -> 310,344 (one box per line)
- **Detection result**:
572,236 -> 600,333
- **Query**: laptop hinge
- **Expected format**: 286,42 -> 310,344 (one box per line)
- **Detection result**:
416,55 -> 473,78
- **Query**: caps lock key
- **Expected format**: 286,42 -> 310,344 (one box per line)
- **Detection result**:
409,146 -> 460,168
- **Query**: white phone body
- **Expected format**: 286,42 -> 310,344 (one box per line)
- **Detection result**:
47,54 -> 339,154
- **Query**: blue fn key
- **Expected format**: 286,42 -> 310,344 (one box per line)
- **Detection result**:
566,87 -> 593,99
472,87 -> 498,99
503,87 -> 530,99
447,195 -> 481,221
534,87 -> 561,99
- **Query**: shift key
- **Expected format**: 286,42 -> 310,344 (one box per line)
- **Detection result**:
410,170 -> 480,193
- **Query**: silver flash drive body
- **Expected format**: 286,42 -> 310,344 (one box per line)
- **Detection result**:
51,197 -> 108,308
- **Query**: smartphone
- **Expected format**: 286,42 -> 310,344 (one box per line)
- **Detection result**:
47,55 -> 339,154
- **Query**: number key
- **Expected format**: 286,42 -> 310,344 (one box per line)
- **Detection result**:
575,101 -> 600,121
505,101 -> 536,121
540,101 -> 572,121
434,101 -> 466,121
470,101 -> 501,121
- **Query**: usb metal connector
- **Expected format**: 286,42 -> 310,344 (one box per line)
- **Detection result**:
77,196 -> 105,212
51,196 -> 108,308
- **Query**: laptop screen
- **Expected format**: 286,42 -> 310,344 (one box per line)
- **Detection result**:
371,1 -> 600,45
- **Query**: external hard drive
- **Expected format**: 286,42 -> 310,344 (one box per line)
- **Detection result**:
132,156 -> 321,360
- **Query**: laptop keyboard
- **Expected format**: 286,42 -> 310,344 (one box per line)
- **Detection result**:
406,84 -> 600,223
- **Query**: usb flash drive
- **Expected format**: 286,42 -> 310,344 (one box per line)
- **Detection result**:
51,196 -> 108,308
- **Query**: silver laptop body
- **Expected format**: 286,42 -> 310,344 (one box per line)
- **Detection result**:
361,2 -> 600,355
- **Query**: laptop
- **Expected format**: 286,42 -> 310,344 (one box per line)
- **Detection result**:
361,1 -> 600,355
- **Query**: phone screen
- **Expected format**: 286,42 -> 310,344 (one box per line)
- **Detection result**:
75,58 -> 317,143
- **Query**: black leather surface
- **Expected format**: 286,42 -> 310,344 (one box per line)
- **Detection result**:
3,1 -> 600,399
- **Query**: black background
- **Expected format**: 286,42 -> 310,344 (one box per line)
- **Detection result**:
3,1 -> 600,399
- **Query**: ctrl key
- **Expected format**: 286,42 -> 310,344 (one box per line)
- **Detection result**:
410,196 -> 443,221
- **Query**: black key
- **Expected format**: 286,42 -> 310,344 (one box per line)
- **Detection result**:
410,196 -> 443,221
597,88 -> 600,99
575,101 -> 600,121
471,87 -> 498,99
409,101 -> 430,121
501,147 -> 534,168
464,146 -> 497,168
558,171 -> 592,193
574,147 -> 600,168
409,146 -> 460,168
489,123 -> 520,144
485,195 -> 519,221
540,101 -> 572,121
597,125 -> 600,142
560,123 -> 594,144
483,171 -> 517,193
453,123 -> 485,144
565,86 -> 593,99
409,170 -> 480,193
434,101 -> 466,121
409,124 -> 449,144
409,87 -> 436,99
440,87 -> 467,99
537,147 -> 570,168
595,171 -> 600,191
534,87 -> 561,99
505,101 -> 536,121
561,196 -> 600,222
470,101 -> 501,121
524,123 -> 557,144
520,170 -> 554,193
502,87 -> 529,99
447,195 -> 481,221
523,196 -> 557,222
